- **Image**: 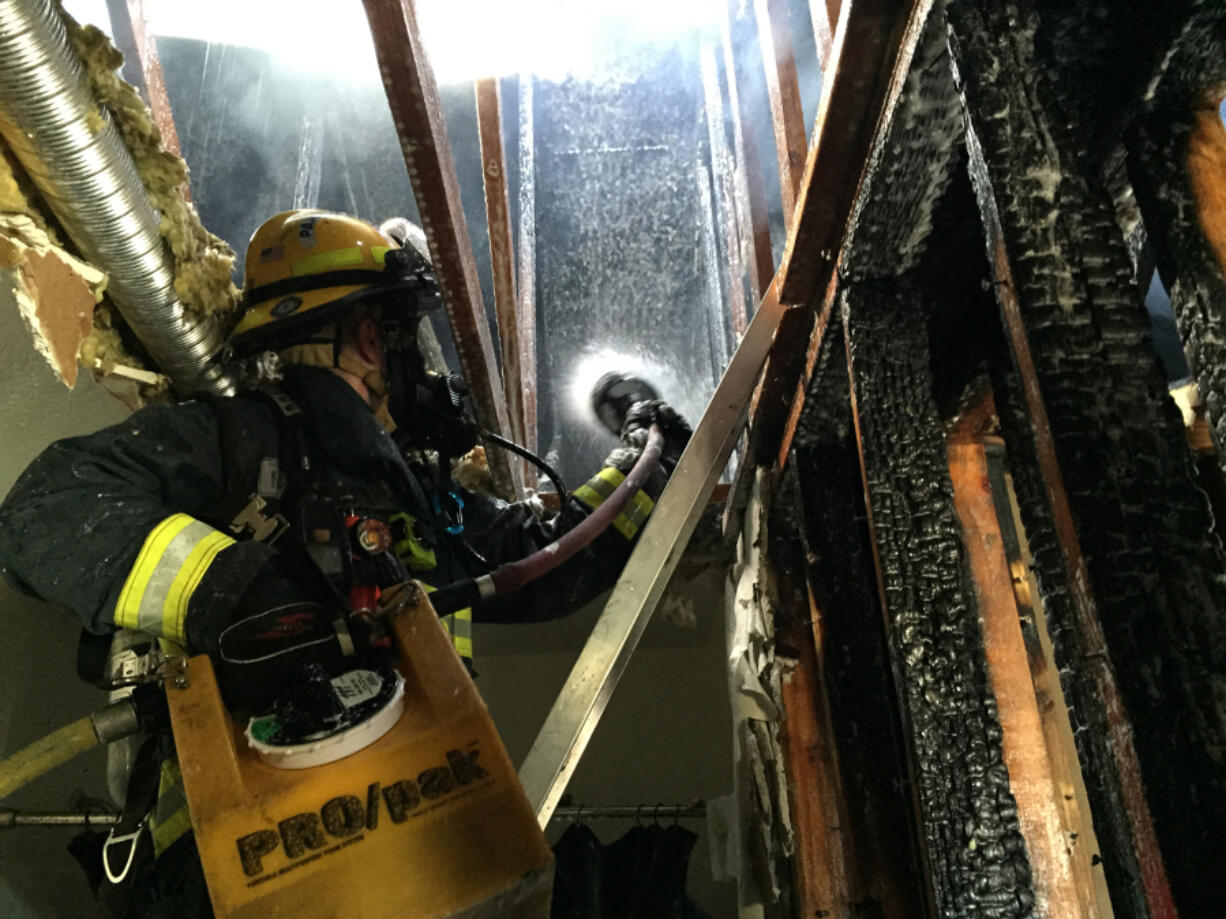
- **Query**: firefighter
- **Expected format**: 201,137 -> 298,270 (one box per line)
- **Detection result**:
0,210 -> 690,916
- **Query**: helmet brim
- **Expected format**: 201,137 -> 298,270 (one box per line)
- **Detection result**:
226,277 -> 437,356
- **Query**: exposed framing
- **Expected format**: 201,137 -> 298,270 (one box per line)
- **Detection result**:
362,0 -> 519,499
475,76 -> 535,487
104,0 -> 187,193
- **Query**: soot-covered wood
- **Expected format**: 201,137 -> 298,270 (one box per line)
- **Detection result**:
845,282 -> 1034,919
948,1 -> 1226,913
1127,5 -> 1226,477
787,315 -> 928,917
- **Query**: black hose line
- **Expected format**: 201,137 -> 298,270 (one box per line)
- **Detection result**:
480,430 -> 568,503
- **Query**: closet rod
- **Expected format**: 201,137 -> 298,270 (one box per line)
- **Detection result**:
549,802 -> 707,821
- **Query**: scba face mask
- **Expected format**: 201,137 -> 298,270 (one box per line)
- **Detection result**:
383,321 -> 477,459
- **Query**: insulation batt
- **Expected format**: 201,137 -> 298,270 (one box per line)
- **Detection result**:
59,6 -> 239,354
948,0 -> 1226,914
0,143 -> 57,240
843,283 -> 1034,919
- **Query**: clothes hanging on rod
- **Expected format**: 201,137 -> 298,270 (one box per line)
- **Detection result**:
550,811 -> 715,918
549,801 -> 707,821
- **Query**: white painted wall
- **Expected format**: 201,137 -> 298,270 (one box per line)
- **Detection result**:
0,277 -> 126,918
476,567 -> 737,918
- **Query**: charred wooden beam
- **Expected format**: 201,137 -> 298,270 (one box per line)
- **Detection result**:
744,0 -> 931,477
761,0 -> 954,474
983,441 -> 1115,916
362,0 -> 517,498
475,76 -> 533,486
754,0 -> 807,230
777,0 -> 929,306
843,281 -> 1033,917
949,428 -> 1093,919
986,336 -> 1167,919
1129,23 -> 1226,478
789,316 -> 927,917
948,1 -> 1226,912
776,271 -> 838,472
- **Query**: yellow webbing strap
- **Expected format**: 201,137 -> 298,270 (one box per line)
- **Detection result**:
422,584 -> 473,660
150,758 -> 191,858
572,467 -> 656,539
114,514 -> 234,642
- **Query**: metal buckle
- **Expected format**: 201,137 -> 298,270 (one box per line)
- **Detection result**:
229,494 -> 290,543
102,643 -> 162,691
102,819 -> 146,885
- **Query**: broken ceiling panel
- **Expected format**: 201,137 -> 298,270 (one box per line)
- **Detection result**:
0,213 -> 103,387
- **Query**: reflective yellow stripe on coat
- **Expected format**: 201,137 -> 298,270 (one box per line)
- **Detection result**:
572,467 -> 655,539
114,514 -> 234,643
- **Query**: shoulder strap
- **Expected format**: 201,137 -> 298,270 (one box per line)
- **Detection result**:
194,388 -> 311,525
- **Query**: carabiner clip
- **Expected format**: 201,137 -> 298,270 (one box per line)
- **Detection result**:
431,490 -> 465,536
103,819 -> 146,885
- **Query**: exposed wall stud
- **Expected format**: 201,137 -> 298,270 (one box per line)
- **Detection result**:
362,0 -> 518,498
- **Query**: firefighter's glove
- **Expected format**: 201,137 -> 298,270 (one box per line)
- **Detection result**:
602,400 -> 691,498
215,573 -> 345,712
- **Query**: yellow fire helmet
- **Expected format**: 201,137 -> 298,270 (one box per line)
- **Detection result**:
227,210 -> 440,354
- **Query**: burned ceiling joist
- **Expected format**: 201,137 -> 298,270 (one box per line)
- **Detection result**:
362,0 -> 519,498
759,0 -> 1226,916
949,0 -> 1226,913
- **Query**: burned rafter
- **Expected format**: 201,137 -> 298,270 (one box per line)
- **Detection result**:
361,0 -> 519,499
475,76 -> 535,489
843,282 -> 1034,917
783,311 -> 930,917
754,0 -> 807,231
764,0 -> 957,474
1126,7 -> 1226,480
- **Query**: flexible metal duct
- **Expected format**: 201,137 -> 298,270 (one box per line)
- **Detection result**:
0,0 -> 230,393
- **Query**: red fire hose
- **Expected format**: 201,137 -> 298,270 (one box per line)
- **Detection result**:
429,425 -> 664,613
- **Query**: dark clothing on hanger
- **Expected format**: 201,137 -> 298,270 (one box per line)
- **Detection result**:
551,821 -> 714,919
